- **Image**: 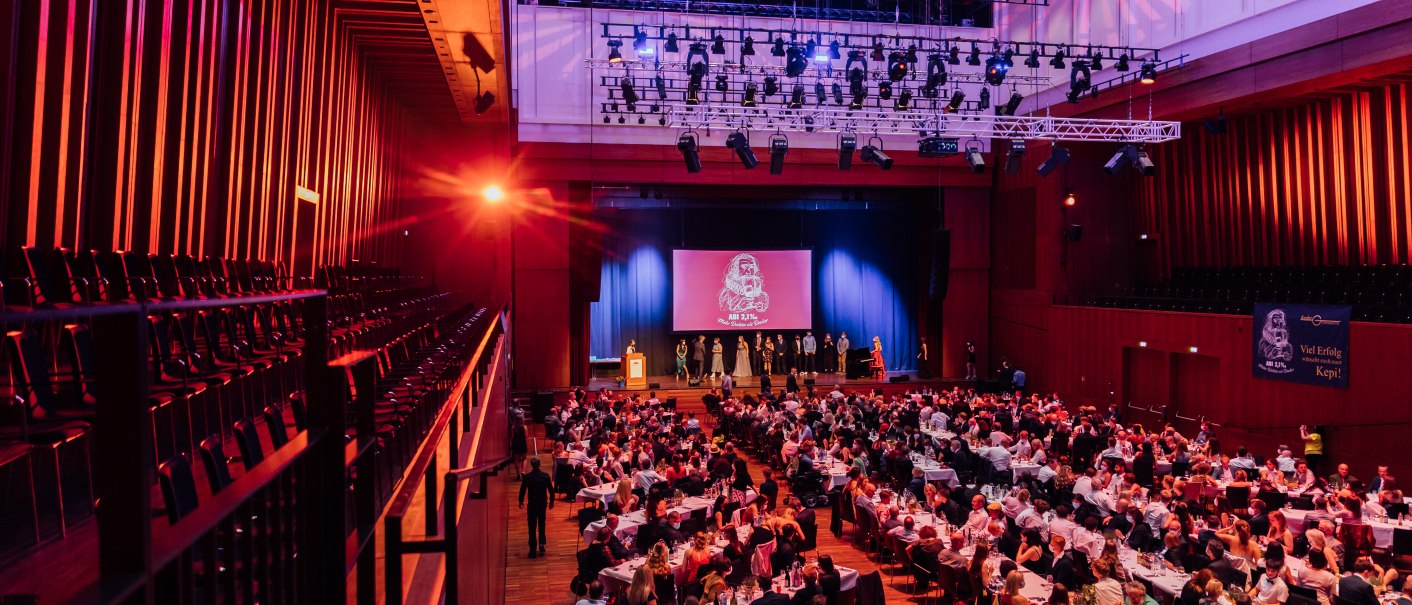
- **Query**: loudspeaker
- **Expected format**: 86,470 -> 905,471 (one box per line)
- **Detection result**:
1065,224 -> 1084,242
648,382 -> 661,390
688,377 -> 701,387
803,378 -> 815,386
531,390 -> 554,422
889,375 -> 911,383
929,228 -> 951,300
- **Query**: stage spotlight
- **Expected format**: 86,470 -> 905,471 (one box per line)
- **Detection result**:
966,41 -> 981,66
633,29 -> 649,53
1090,49 -> 1104,71
888,51 -> 908,81
838,134 -> 857,170
945,89 -> 965,113
1070,60 -> 1091,92
607,40 -> 623,63
711,33 -> 725,55
725,131 -> 759,169
482,185 -> 505,202
768,135 -> 789,175
1049,46 -> 1066,69
741,36 -> 755,56
964,143 -> 985,173
906,44 -> 919,63
923,54 -> 946,97
997,91 -> 1024,116
686,63 -> 705,104
828,40 -> 842,60
1064,191 -> 1076,206
655,74 -> 667,99
1004,139 -> 1026,175
1036,145 -> 1070,176
848,67 -> 867,109
677,133 -> 702,173
861,144 -> 893,169
978,87 -> 990,111
772,37 -> 786,57
743,81 -> 759,107
984,53 -> 1011,85
831,82 -> 843,105
878,81 -> 892,100
788,84 -> 805,109
1024,46 -> 1041,68
849,89 -> 867,110
806,39 -> 817,60
895,89 -> 912,112
665,32 -> 679,53
1203,115 -> 1227,134
1140,62 -> 1157,84
785,46 -> 808,77
763,76 -> 779,96
871,39 -> 885,62
475,91 -> 496,115
715,74 -> 728,92
620,79 -> 639,110
1133,149 -> 1157,175
1104,145 -> 1134,175
947,44 -> 960,65
1115,52 -> 1130,71
814,81 -> 826,105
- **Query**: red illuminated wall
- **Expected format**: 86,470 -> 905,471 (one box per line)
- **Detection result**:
1,0 -> 413,270
1139,82 -> 1412,273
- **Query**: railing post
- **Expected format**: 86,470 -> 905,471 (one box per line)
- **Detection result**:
386,515 -> 404,605
443,473 -> 460,605
425,450 -> 438,536
93,310 -> 152,596
299,294 -> 346,603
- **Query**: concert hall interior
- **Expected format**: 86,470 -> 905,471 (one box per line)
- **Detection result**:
1,0 -> 1411,604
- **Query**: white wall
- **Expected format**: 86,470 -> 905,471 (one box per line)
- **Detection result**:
511,0 -> 1378,149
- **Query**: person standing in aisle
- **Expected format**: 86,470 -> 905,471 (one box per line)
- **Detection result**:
519,457 -> 555,558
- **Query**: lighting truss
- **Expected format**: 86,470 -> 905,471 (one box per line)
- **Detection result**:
1081,54 -> 1188,99
584,58 -> 1053,87
663,103 -> 1181,144
568,0 -> 908,24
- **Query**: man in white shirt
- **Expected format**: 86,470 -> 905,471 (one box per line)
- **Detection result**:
1073,470 -> 1096,499
990,429 -> 1011,447
1143,489 -> 1172,531
887,516 -> 920,544
1008,431 -> 1033,458
1001,489 -> 1032,519
855,484 -> 879,519
1292,460 -> 1317,492
1250,562 -> 1289,605
633,461 -> 662,492
1275,449 -> 1297,474
1230,448 -> 1258,473
1037,458 -> 1060,483
1048,504 -> 1079,548
1016,499 -> 1048,533
929,411 -> 950,432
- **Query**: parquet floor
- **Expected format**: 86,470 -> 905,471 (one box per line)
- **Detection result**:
500,400 -> 940,605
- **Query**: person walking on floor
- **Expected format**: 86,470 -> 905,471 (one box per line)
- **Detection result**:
519,456 -> 555,558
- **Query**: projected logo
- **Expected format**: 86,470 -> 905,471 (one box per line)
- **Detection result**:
716,253 -> 771,327
1256,308 -> 1294,374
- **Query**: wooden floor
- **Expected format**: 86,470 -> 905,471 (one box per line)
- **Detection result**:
500,399 -> 943,605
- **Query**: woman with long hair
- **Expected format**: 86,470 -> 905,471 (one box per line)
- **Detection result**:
733,336 -> 753,378
646,542 -> 676,602
1266,509 -> 1294,552
1000,570 -> 1032,605
710,337 -> 725,378
682,531 -> 713,583
626,565 -> 658,605
1216,518 -> 1262,561
614,476 -> 639,513
869,337 -> 886,380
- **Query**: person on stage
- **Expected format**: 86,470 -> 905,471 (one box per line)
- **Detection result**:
965,341 -> 978,380
710,337 -> 725,378
625,339 -> 637,355
870,336 -> 886,380
791,335 -> 803,374
775,334 -> 789,373
692,335 -> 706,379
821,333 -> 836,374
762,339 -> 775,375
837,332 -> 851,375
733,335 -> 753,378
752,331 -> 765,376
802,331 -> 817,374
917,337 -> 931,379
675,339 -> 690,380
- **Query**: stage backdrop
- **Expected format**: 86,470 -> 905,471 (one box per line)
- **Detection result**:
1252,303 -> 1350,388
672,249 -> 813,331
590,207 -> 920,373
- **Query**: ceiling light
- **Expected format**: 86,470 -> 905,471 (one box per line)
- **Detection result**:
633,29 -> 648,52
1063,191 -> 1076,206
1036,146 -> 1070,176
1024,46 -> 1041,69
607,40 -> 623,63
725,131 -> 758,169
831,82 -> 843,105
711,33 -> 725,55
1133,149 -> 1157,176
923,54 -> 946,97
888,51 -> 908,80
685,63 -> 705,105
1139,341 -> 1147,348
828,40 -> 842,60
677,133 -> 702,173
945,89 -> 965,113
978,87 -> 990,111
772,37 -> 785,57
763,76 -> 779,96
985,53 -> 1010,85
1049,46 -> 1066,69
1090,49 -> 1104,70
1115,52 -> 1130,71
741,36 -> 755,56
483,185 -> 504,202
966,42 -> 980,66
788,84 -> 804,109
871,39 -> 885,62
1189,346 -> 1199,353
768,135 -> 789,175
861,144 -> 893,169
742,82 -> 759,107
1104,145 -> 1134,175
894,89 -> 912,112
620,79 -> 638,110
665,32 -> 679,53
474,91 -> 495,115
947,44 -> 960,65
964,143 -> 985,173
814,81 -> 826,105
655,74 -> 667,99
785,46 -> 808,77
714,74 -> 727,92
997,91 -> 1024,116
878,81 -> 892,100
838,134 -> 857,170
1005,140 -> 1025,175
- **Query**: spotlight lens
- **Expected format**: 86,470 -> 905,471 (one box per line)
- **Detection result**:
1064,194 -> 1076,206
483,185 -> 505,202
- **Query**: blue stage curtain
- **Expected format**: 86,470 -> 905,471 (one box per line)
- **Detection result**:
590,208 -> 919,372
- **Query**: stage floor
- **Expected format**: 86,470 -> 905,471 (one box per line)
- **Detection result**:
583,370 -> 969,395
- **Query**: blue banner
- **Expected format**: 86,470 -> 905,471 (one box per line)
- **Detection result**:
1252,303 -> 1350,388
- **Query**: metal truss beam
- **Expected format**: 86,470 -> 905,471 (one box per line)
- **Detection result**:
584,58 -> 1054,87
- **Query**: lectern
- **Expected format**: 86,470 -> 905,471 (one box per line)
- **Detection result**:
625,353 -> 648,389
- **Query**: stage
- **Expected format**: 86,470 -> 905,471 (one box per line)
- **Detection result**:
582,370 -> 971,397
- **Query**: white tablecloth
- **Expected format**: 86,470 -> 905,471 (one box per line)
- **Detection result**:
598,527 -> 857,592
1284,508 -> 1406,548
582,491 -> 759,543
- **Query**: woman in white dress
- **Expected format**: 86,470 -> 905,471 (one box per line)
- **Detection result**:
733,336 -> 753,378
710,337 -> 725,377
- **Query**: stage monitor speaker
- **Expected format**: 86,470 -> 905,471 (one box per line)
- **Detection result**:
929,228 -> 951,300
889,375 -> 910,383
688,377 -> 701,387
648,382 -> 661,390
531,390 -> 554,422
803,378 -> 816,386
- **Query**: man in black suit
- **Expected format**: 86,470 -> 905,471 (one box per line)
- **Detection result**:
786,368 -> 800,394
602,514 -> 633,559
657,510 -> 687,546
759,469 -> 779,511
753,331 -> 765,375
1246,500 -> 1270,537
581,527 -> 618,578
790,567 -> 822,605
1368,465 -> 1398,497
518,457 -> 555,558
692,335 -> 707,380
1048,535 -> 1076,589
1202,540 -> 1245,590
1338,559 -> 1381,605
751,576 -> 792,605
791,496 -> 816,532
